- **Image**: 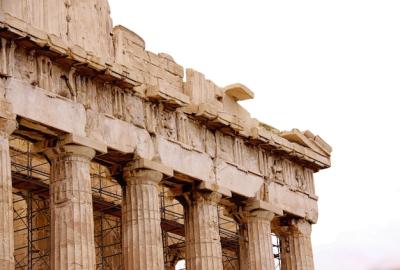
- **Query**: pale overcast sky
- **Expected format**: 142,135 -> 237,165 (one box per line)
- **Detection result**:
108,1 -> 400,269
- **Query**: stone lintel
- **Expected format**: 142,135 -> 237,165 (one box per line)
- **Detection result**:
198,181 -> 232,198
244,199 -> 283,216
127,158 -> 174,177
33,133 -> 107,154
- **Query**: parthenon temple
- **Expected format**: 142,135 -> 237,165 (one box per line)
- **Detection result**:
0,1 -> 332,269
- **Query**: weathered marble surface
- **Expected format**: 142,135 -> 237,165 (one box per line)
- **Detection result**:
122,167 -> 164,270
0,1 -> 333,269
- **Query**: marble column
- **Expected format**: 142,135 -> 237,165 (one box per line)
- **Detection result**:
278,219 -> 314,270
122,167 -> 164,270
239,210 -> 275,270
0,117 -> 16,269
183,191 -> 223,270
45,145 -> 96,270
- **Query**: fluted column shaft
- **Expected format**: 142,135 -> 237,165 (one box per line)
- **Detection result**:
0,117 -> 16,270
238,223 -> 249,269
278,219 -> 314,270
183,191 -> 223,270
45,145 -> 96,270
240,210 -> 275,270
122,168 -> 164,270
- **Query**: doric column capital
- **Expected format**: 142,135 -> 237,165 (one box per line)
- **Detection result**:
245,209 -> 275,222
290,218 -> 312,236
245,198 -> 283,214
35,134 -> 106,161
275,217 -> 313,236
0,100 -> 17,137
198,190 -> 222,204
43,144 -> 96,161
174,181 -> 230,208
229,198 -> 282,224
177,189 -> 222,208
0,118 -> 16,137
0,99 -> 18,137
123,166 -> 163,185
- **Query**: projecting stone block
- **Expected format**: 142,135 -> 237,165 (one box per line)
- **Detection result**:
223,83 -> 254,101
146,83 -> 189,108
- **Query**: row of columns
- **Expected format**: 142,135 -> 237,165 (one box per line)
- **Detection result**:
0,116 -> 315,270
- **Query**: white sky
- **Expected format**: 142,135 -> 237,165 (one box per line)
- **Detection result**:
108,1 -> 400,269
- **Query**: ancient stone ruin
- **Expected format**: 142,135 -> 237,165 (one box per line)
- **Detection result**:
0,1 -> 332,269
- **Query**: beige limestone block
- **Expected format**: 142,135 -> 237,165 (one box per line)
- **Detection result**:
157,137 -> 215,182
181,191 -> 223,270
184,69 -> 223,110
239,210 -> 276,270
277,219 -> 315,270
122,167 -> 164,270
100,113 -> 155,158
44,145 -> 96,270
5,78 -> 87,136
215,159 -> 264,198
0,117 -> 16,270
268,181 -> 318,224
223,83 -> 254,101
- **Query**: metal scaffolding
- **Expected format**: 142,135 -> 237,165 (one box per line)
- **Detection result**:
10,135 -> 280,270
218,207 -> 240,269
11,136 -> 50,270
13,191 -> 50,270
91,163 -> 123,270
160,188 -> 186,268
